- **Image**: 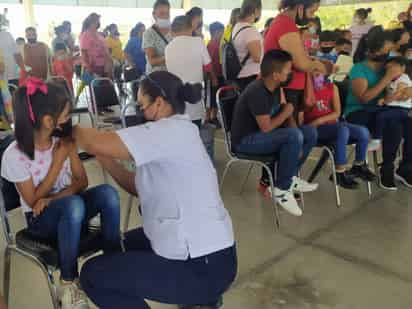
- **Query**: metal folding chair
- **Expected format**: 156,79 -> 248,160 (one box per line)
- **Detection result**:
0,135 -> 105,308
216,86 -> 283,228
90,77 -> 123,129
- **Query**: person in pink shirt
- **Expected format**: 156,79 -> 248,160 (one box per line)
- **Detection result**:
350,8 -> 374,56
79,13 -> 111,78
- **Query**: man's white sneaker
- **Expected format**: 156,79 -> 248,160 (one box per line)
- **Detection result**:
291,176 -> 318,193
274,188 -> 303,216
58,280 -> 89,309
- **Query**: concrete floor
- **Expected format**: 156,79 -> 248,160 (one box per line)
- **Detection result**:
3,131 -> 412,309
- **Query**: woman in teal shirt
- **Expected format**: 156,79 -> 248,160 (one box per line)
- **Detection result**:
345,26 -> 412,190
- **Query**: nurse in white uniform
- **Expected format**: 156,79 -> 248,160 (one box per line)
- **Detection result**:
75,71 -> 237,309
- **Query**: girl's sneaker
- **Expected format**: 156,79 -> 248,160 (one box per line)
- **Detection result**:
58,280 -> 89,309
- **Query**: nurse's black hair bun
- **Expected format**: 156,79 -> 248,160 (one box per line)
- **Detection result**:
178,83 -> 202,104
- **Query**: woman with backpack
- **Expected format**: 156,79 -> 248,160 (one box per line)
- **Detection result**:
232,0 -> 263,92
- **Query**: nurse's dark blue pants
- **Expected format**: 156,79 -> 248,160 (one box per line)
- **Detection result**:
80,228 -> 237,309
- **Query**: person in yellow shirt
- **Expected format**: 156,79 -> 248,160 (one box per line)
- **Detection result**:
219,8 -> 241,63
106,23 -> 125,62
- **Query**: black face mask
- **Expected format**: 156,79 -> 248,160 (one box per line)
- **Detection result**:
52,119 -> 73,138
96,22 -> 101,30
280,72 -> 294,88
321,46 -> 334,54
371,53 -> 389,63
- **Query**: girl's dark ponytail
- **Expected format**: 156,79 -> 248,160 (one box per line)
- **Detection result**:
13,87 -> 36,160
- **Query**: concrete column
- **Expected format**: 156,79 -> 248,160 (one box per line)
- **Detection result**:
182,0 -> 192,11
22,0 -> 35,27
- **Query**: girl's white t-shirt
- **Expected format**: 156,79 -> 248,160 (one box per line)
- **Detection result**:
1,138 -> 72,213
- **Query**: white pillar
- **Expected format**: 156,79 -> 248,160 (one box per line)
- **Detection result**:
22,0 -> 35,27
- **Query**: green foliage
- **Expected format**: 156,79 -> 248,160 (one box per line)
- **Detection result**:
318,0 -> 411,30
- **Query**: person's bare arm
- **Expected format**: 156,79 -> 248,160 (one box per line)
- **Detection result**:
81,49 -> 92,71
49,146 -> 88,200
352,66 -> 403,104
73,126 -> 131,161
279,32 -> 326,74
310,85 -> 341,127
246,40 -> 262,63
145,47 -> 165,66
97,156 -> 137,196
13,53 -> 25,71
255,103 -> 294,133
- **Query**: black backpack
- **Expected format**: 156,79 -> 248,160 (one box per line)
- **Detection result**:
222,26 -> 252,81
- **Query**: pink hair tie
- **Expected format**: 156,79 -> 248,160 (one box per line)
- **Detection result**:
26,77 -> 48,123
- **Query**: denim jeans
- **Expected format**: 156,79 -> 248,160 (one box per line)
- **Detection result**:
235,128 -> 304,190
80,228 -> 237,309
317,122 -> 370,166
347,108 -> 412,173
25,184 -> 121,281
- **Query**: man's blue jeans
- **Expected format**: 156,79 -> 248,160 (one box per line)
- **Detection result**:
317,122 -> 370,166
235,127 -> 317,190
25,184 -> 121,281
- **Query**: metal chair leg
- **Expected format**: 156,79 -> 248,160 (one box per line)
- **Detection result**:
220,159 -> 237,191
3,247 -> 11,305
365,155 -> 372,197
239,164 -> 254,194
123,194 -> 134,234
373,150 -> 380,185
46,268 -> 60,309
325,147 -> 341,208
262,164 -> 280,229
308,149 -> 330,183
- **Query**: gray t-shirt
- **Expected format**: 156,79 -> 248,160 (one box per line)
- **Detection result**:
142,27 -> 172,73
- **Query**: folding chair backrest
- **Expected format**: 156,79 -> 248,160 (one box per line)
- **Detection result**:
91,78 -> 120,112
48,76 -> 73,100
216,86 -> 239,155
121,102 -> 146,128
0,135 -> 21,244
131,80 -> 140,103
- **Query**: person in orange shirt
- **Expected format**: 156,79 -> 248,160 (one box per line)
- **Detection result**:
52,42 -> 74,93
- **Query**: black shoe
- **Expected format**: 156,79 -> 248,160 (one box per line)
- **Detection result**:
330,171 -> 359,190
348,164 -> 377,182
380,168 -> 398,191
395,169 -> 412,188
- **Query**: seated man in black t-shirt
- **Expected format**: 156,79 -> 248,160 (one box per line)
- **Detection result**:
231,50 -> 318,216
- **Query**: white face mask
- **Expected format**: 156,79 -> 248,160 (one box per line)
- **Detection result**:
407,54 -> 412,60
308,27 -> 317,34
156,18 -> 171,29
